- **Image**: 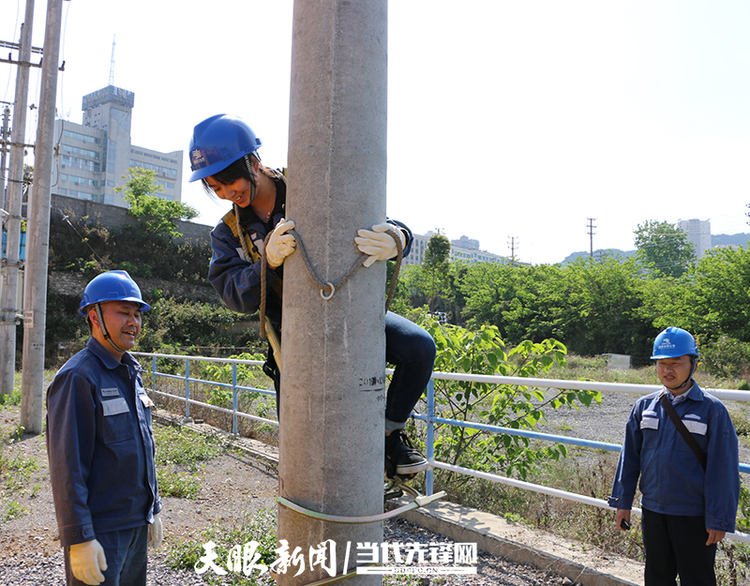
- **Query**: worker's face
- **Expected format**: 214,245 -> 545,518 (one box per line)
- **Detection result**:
205,176 -> 253,207
91,301 -> 142,351
656,355 -> 694,392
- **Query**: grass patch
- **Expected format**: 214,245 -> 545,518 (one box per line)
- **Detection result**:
1,454 -> 40,494
167,508 -> 277,585
154,424 -> 223,499
0,389 -> 22,408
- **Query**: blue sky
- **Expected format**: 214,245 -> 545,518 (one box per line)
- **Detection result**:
3,0 -> 750,264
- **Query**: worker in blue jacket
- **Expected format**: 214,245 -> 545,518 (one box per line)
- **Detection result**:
46,271 -> 162,586
609,327 -> 740,586
188,114 -> 436,479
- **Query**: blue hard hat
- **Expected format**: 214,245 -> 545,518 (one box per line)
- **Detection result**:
79,270 -> 151,316
651,327 -> 699,359
188,114 -> 262,182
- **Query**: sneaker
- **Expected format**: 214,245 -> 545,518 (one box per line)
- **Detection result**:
385,429 -> 429,478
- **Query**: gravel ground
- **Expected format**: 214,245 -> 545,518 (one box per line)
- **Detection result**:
0,406 -> 577,586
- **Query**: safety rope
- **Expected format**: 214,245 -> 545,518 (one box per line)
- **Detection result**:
260,225 -> 404,340
277,487 -> 445,525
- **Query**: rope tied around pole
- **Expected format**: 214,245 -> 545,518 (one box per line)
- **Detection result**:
260,224 -> 404,340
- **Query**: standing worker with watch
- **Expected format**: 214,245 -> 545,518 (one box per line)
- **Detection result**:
609,327 -> 740,586
46,271 -> 162,585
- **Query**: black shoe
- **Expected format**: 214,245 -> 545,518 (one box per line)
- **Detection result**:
385,429 -> 428,478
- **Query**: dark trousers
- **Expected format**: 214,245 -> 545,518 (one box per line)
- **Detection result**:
270,311 -> 436,428
64,525 -> 148,586
384,311 -> 436,428
641,508 -> 717,586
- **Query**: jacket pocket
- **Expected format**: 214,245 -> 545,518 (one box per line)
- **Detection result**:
102,397 -> 134,443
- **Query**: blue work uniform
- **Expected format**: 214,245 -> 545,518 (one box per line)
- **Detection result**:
46,337 -> 161,548
609,382 -> 739,530
609,382 -> 740,585
207,172 -> 434,429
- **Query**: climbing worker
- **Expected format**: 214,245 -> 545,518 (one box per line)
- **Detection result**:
46,270 -> 162,585
188,113 -> 436,478
609,327 -> 740,586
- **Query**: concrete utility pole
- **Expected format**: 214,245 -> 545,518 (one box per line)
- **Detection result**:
278,1 -> 386,584
0,0 -> 34,397
21,0 -> 63,433
1,106 -> 11,203
586,217 -> 596,258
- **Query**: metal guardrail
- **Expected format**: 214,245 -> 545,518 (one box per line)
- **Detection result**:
133,351 -> 750,543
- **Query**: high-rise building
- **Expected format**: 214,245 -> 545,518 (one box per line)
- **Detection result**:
677,218 -> 711,259
54,85 -> 182,207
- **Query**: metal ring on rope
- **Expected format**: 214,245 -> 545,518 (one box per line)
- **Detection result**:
320,282 -> 335,300
259,223 -> 404,341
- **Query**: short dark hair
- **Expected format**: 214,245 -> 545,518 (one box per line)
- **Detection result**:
200,153 -> 259,197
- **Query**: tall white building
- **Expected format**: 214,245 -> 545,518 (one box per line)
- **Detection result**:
677,218 -> 711,259
54,85 -> 182,207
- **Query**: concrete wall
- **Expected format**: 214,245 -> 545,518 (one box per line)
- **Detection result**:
51,193 -> 213,242
49,271 -> 217,304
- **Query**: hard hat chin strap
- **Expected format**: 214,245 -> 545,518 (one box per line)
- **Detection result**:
244,155 -> 257,205
94,303 -> 128,353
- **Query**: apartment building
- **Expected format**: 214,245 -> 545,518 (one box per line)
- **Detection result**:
54,85 -> 182,207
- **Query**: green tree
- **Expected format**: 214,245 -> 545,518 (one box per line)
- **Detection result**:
634,220 -> 696,278
660,246 -> 750,342
117,167 -> 199,240
423,232 -> 451,312
555,256 -> 655,361
460,262 -> 563,344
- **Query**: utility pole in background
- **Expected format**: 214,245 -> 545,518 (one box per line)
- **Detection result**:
21,0 -> 64,433
508,236 -> 518,265
1,105 -> 11,208
586,217 -> 596,259
279,0 -> 386,583
0,0 -> 35,397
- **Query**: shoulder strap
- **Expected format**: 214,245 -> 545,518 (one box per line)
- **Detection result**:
221,209 -> 261,264
660,392 -> 707,470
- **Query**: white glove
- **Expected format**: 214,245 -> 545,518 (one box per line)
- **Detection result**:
266,218 -> 297,268
148,513 -> 163,549
69,539 -> 107,585
355,223 -> 406,267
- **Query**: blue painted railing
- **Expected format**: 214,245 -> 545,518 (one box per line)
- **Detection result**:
133,351 -> 750,543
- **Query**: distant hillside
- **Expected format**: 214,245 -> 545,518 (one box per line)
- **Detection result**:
559,233 -> 750,265
712,233 -> 750,247
560,249 -> 636,265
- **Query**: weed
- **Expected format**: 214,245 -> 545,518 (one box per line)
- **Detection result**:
167,508 -> 277,585
7,424 -> 25,443
157,468 -> 201,499
154,425 -> 222,473
1,455 -> 39,494
154,424 -> 223,500
0,389 -> 22,408
2,499 -> 29,522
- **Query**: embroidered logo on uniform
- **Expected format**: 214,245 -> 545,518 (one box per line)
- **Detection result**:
101,387 -> 120,398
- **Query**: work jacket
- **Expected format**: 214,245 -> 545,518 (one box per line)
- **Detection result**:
609,382 -> 740,532
46,338 -> 161,546
207,172 -> 413,330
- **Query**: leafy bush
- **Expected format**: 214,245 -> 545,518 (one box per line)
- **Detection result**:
700,335 -> 750,380
139,298 -> 259,353
419,318 -> 601,487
